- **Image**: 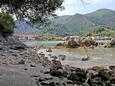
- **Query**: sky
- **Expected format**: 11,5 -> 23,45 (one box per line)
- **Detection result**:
56,0 -> 115,16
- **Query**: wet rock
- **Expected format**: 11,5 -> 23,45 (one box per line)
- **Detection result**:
39,77 -> 46,82
5,36 -> 27,50
109,65 -> 115,71
87,68 -> 112,86
104,80 -> 111,86
46,47 -> 52,52
111,78 -> 115,84
37,76 -> 55,86
87,69 -> 98,77
67,72 -> 80,81
40,81 -> 56,86
31,75 -> 39,78
50,56 -> 58,60
75,68 -> 86,79
98,69 -> 110,80
45,76 -> 53,80
48,82 -> 56,86
82,56 -> 90,61
40,70 -> 44,73
64,65 -> 72,73
48,54 -> 52,56
67,68 -> 87,85
68,39 -> 79,48
38,52 -> 45,57
64,65 -> 76,73
40,57 -> 51,67
82,38 -> 96,47
39,76 -> 53,82
110,38 -> 115,47
91,66 -> 104,72
66,80 -> 73,84
50,60 -> 63,70
109,71 -> 115,84
50,69 -> 64,77
12,53 -> 18,57
24,68 -> 28,70
58,55 -> 66,60
0,47 -> 3,50
63,70 -> 68,77
44,69 -> 50,74
30,63 -> 36,67
18,59 -> 25,64
0,74 -> 2,79
10,46 -> 26,50
56,43 -> 63,46
85,70 -> 98,84
50,60 -> 63,76
89,77 -> 103,86
82,83 -> 90,86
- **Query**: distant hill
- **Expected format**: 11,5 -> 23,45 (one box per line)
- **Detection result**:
51,14 -> 95,35
14,20 -> 37,34
14,8 -> 115,36
85,9 -> 115,28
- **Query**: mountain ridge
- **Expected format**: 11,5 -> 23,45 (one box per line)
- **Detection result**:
15,8 -> 115,36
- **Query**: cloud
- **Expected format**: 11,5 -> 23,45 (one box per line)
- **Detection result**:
56,8 -> 76,15
84,0 -> 114,4
56,0 -> 114,15
64,0 -> 77,5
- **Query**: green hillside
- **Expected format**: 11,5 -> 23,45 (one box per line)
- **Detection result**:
15,8 -> 115,36
51,14 -> 95,35
85,9 -> 115,28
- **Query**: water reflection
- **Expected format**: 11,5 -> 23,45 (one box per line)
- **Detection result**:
51,48 -> 115,68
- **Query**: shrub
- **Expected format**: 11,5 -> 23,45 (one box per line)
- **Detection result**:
0,12 -> 15,36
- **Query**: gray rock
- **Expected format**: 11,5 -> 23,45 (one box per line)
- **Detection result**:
30,63 -> 36,67
67,39 -> 79,48
109,65 -> 115,71
40,81 -> 56,86
18,60 -> 25,64
58,55 -> 66,60
50,56 -> 58,60
50,60 -> 63,70
50,69 -> 64,77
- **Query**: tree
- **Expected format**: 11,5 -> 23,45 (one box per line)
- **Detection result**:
0,12 -> 15,36
0,0 -> 64,23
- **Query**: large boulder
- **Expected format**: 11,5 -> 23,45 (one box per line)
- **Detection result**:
67,39 -> 79,48
5,35 -> 27,50
50,60 -> 63,76
67,68 -> 87,84
110,38 -> 115,47
82,38 -> 96,47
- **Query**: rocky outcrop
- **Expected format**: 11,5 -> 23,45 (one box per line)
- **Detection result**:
64,37 -> 96,48
50,59 -> 63,76
67,39 -> 80,48
5,35 -> 27,49
0,33 -> 39,65
110,38 -> 115,47
46,47 -> 52,52
81,38 -> 96,47
35,61 -> 115,86
0,33 -> 27,49
0,33 -> 115,86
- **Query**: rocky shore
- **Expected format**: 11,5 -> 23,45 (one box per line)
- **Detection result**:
0,34 -> 115,86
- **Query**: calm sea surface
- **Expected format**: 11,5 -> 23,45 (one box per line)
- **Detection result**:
24,41 -> 115,68
24,41 -> 64,47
